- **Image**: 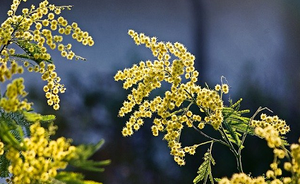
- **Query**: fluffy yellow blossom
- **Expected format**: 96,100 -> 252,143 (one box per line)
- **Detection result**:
0,78 -> 32,112
116,30 -> 225,166
284,138 -> 300,178
196,87 -> 223,130
0,140 -> 4,155
221,84 -> 229,94
20,60 -> 65,110
219,173 -> 267,184
250,120 -> 291,184
1,1 -> 100,183
6,122 -> 76,184
1,0 -> 94,110
0,58 -> 24,82
251,114 -> 290,135
255,126 -> 282,148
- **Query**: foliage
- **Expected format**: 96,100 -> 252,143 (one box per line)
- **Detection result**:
115,30 -> 300,183
193,145 -> 215,184
0,0 -> 109,183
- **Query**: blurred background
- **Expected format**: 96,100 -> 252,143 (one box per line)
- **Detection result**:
1,0 -> 300,183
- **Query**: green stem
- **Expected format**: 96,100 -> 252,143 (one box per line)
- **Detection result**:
236,107 -> 273,173
238,106 -> 272,151
218,126 -> 244,172
192,125 -> 229,147
196,140 -> 214,147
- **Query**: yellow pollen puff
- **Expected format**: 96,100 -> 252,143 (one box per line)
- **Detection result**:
222,84 -> 229,94
215,84 -> 221,91
42,19 -> 49,26
50,24 -> 57,30
35,22 -> 42,30
58,28 -> 65,34
266,170 -> 274,178
33,65 -> 39,72
54,8 -> 61,15
27,67 -> 33,72
72,22 -> 78,28
197,122 -> 205,129
53,104 -> 59,110
43,85 -> 49,92
58,44 -> 64,51
48,13 -> 55,20
66,43 -> 72,49
47,64 -> 55,71
186,110 -> 193,117
61,51 -> 67,57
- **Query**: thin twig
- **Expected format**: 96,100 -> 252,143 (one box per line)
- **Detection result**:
239,106 -> 272,151
217,125 -> 244,172
192,124 -> 229,147
236,106 -> 273,173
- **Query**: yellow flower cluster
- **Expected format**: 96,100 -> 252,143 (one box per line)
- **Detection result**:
0,78 -> 31,112
261,137 -> 300,184
2,0 -> 94,47
0,0 -> 94,110
20,0 -> 93,57
251,114 -> 290,135
220,128 -> 299,184
290,140 -> 300,174
0,57 -> 24,82
6,122 -> 76,184
219,173 -> 267,184
283,138 -> 300,183
41,63 -> 65,110
265,151 -> 285,182
23,61 -> 65,110
219,149 -> 293,184
0,140 -> 4,155
215,83 -> 229,94
251,123 -> 289,183
196,87 -> 224,130
115,30 -> 225,166
255,125 -> 283,148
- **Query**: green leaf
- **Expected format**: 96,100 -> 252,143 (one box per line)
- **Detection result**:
222,99 -> 253,147
83,181 -> 103,184
69,139 -> 110,172
13,40 -> 52,64
223,120 -> 243,147
54,171 -> 103,184
193,151 -> 215,184
74,139 -> 105,160
0,118 -> 23,150
70,159 -> 111,172
22,111 -> 43,122
214,178 -> 222,182
22,111 -> 55,122
0,153 -> 10,177
230,98 -> 243,110
41,114 -> 56,122
54,172 -> 85,184
229,119 -> 254,135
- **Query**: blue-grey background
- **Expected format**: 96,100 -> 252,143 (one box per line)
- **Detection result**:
1,0 -> 300,183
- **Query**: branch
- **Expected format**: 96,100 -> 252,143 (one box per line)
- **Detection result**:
192,124 -> 229,147
238,106 -> 272,151
235,106 -> 273,173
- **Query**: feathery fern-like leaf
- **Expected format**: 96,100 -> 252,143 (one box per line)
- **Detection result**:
13,40 -> 52,64
193,150 -> 215,184
69,139 -> 110,172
